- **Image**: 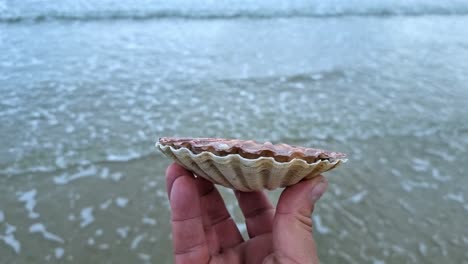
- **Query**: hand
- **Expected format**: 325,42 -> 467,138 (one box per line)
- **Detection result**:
166,163 -> 328,264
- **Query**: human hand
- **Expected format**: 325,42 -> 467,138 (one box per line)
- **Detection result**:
166,162 -> 327,264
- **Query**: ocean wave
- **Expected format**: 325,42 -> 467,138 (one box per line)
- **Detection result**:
2,3 -> 468,23
0,151 -> 160,177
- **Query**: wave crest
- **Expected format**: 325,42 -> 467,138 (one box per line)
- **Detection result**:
2,1 -> 468,23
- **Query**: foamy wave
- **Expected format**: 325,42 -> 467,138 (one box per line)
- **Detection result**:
79,207 -> 94,228
1,0 -> 468,23
106,151 -> 143,162
1,151 -> 158,177
16,189 -> 40,219
29,223 -> 64,244
0,224 -> 21,254
53,166 -> 98,185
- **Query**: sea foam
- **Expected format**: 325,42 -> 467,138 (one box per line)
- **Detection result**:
0,224 -> 21,254
29,223 -> 64,243
17,189 -> 40,219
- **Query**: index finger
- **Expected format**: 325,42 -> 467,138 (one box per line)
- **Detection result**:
166,164 -> 210,263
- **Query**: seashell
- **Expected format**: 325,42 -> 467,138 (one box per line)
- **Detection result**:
156,137 -> 347,192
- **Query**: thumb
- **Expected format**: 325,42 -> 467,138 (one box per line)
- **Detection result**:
272,175 -> 327,264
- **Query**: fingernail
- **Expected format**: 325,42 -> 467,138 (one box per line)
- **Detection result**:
310,181 -> 327,203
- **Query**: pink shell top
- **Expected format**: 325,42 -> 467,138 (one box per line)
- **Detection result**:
159,137 -> 346,163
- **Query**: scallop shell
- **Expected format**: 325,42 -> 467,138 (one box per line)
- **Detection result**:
156,137 -> 347,192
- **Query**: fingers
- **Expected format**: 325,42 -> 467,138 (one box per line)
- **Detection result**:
166,162 -> 215,201
169,173 -> 210,263
166,162 -> 192,198
200,184 -> 244,251
234,190 -> 274,238
166,163 -> 243,254
272,175 -> 328,264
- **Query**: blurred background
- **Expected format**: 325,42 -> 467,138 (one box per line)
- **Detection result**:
1,0 -> 468,263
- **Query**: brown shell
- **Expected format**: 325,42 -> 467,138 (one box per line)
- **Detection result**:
157,137 -> 347,191
158,137 -> 346,164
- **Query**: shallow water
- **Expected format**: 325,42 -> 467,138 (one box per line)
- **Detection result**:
1,2 -> 468,263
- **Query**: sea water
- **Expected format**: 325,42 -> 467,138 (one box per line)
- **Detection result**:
1,0 -> 468,263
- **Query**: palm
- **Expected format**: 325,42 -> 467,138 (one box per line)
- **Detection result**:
166,163 -> 324,264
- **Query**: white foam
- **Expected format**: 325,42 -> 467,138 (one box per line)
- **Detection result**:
99,167 -> 110,179
29,223 -> 64,243
292,83 -> 305,89
431,169 -> 451,182
410,102 -> 425,113
131,234 -> 146,250
115,197 -> 129,208
390,169 -> 402,177
116,227 -> 130,238
313,215 -> 331,234
17,189 -> 40,219
462,236 -> 468,245
54,166 -> 97,185
137,130 -> 146,139
418,242 -> 427,256
80,207 -> 94,228
100,199 -> 112,210
110,172 -> 124,182
391,245 -> 405,254
65,125 -> 75,133
120,115 -> 131,122
445,192 -> 464,203
372,259 -> 385,264
68,214 -> 76,221
332,185 -> 342,196
138,253 -> 151,261
156,190 -> 166,198
95,229 -> 103,236
3,165 -> 57,176
55,248 -> 64,259
397,199 -> 415,213
338,205 -> 366,228
55,156 -> 66,168
401,180 -> 438,192
106,152 -> 141,162
411,158 -> 430,172
142,217 -> 157,226
98,244 -> 109,250
312,74 -> 323,80
348,190 -> 368,204
425,148 -> 456,162
337,251 -> 359,264
0,224 -> 21,254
